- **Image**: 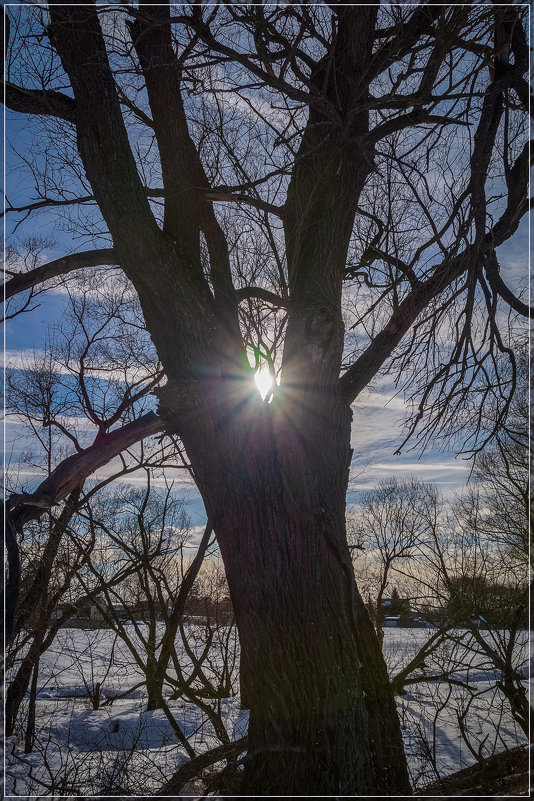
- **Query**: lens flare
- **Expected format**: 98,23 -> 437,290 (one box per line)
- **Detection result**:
254,366 -> 273,399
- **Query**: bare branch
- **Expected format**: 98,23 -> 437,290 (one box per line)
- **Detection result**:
169,10 -> 341,124
205,188 -> 284,219
3,81 -> 77,123
340,250 -> 469,403
158,736 -> 248,796
3,194 -> 96,217
4,248 -> 117,300
369,4 -> 444,80
236,286 -> 286,308
367,112 -> 470,145
7,412 -> 164,526
484,252 -> 532,319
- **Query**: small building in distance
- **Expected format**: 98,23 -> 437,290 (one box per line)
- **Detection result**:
372,590 -> 432,628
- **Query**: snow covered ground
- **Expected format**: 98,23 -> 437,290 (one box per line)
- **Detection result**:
4,625 -> 529,796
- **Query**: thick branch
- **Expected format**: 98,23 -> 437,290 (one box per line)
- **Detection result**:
367,111 -> 470,145
485,252 -> 532,318
3,7 -> 75,123
281,7 -> 377,388
48,4 -> 161,267
158,737 -> 248,796
129,5 -> 237,305
236,286 -> 286,308
390,628 -> 450,694
492,140 -> 530,244
4,248 -> 117,300
205,189 -> 284,219
340,249 -> 471,403
341,77 -> 528,405
340,195 -> 527,406
6,412 -> 164,526
128,6 -> 205,254
3,81 -> 77,123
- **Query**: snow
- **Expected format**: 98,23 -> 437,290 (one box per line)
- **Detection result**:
4,625 -> 528,796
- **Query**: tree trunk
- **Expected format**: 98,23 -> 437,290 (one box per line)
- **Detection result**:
146,668 -> 164,713
24,651 -> 40,753
46,6 -> 410,792
144,592 -> 160,711
6,635 -> 42,736
92,682 -> 101,712
375,585 -> 387,651
176,391 -> 410,795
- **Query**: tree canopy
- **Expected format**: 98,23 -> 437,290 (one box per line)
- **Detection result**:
4,3 -> 529,796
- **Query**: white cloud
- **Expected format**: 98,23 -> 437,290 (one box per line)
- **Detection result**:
372,461 -> 467,472
3,347 -> 158,388
350,385 -> 471,500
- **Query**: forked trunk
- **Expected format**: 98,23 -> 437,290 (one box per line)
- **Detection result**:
174,389 -> 411,795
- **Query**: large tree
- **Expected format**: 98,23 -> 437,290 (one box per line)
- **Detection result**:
3,3 -> 529,795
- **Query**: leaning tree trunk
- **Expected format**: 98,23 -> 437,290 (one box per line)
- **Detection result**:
172,388 -> 411,796
6,634 -> 43,736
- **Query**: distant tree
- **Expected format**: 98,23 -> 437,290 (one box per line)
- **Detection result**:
4,281 -> 174,740
4,4 -> 529,793
5,495 -> 147,742
352,461 -> 528,740
71,479 -> 194,711
70,480 -> 238,755
401,461 -> 529,736
445,380 -> 528,631
471,374 -> 529,566
390,587 -> 401,608
350,477 -> 436,647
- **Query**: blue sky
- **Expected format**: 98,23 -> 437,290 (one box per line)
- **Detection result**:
348,384 -> 475,502
3,24 -> 530,528
5,272 -> 524,512
4,208 -> 529,524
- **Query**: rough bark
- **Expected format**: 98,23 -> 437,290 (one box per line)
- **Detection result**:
27,5 -> 409,794
6,2 -> 527,795
174,393 -> 409,794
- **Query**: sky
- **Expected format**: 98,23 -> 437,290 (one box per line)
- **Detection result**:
3,272 -> 517,513
3,8 -> 530,538
3,170 -> 529,532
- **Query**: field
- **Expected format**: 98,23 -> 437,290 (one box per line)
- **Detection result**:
4,624 -> 529,796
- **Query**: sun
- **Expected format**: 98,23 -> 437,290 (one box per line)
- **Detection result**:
254,366 -> 273,399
